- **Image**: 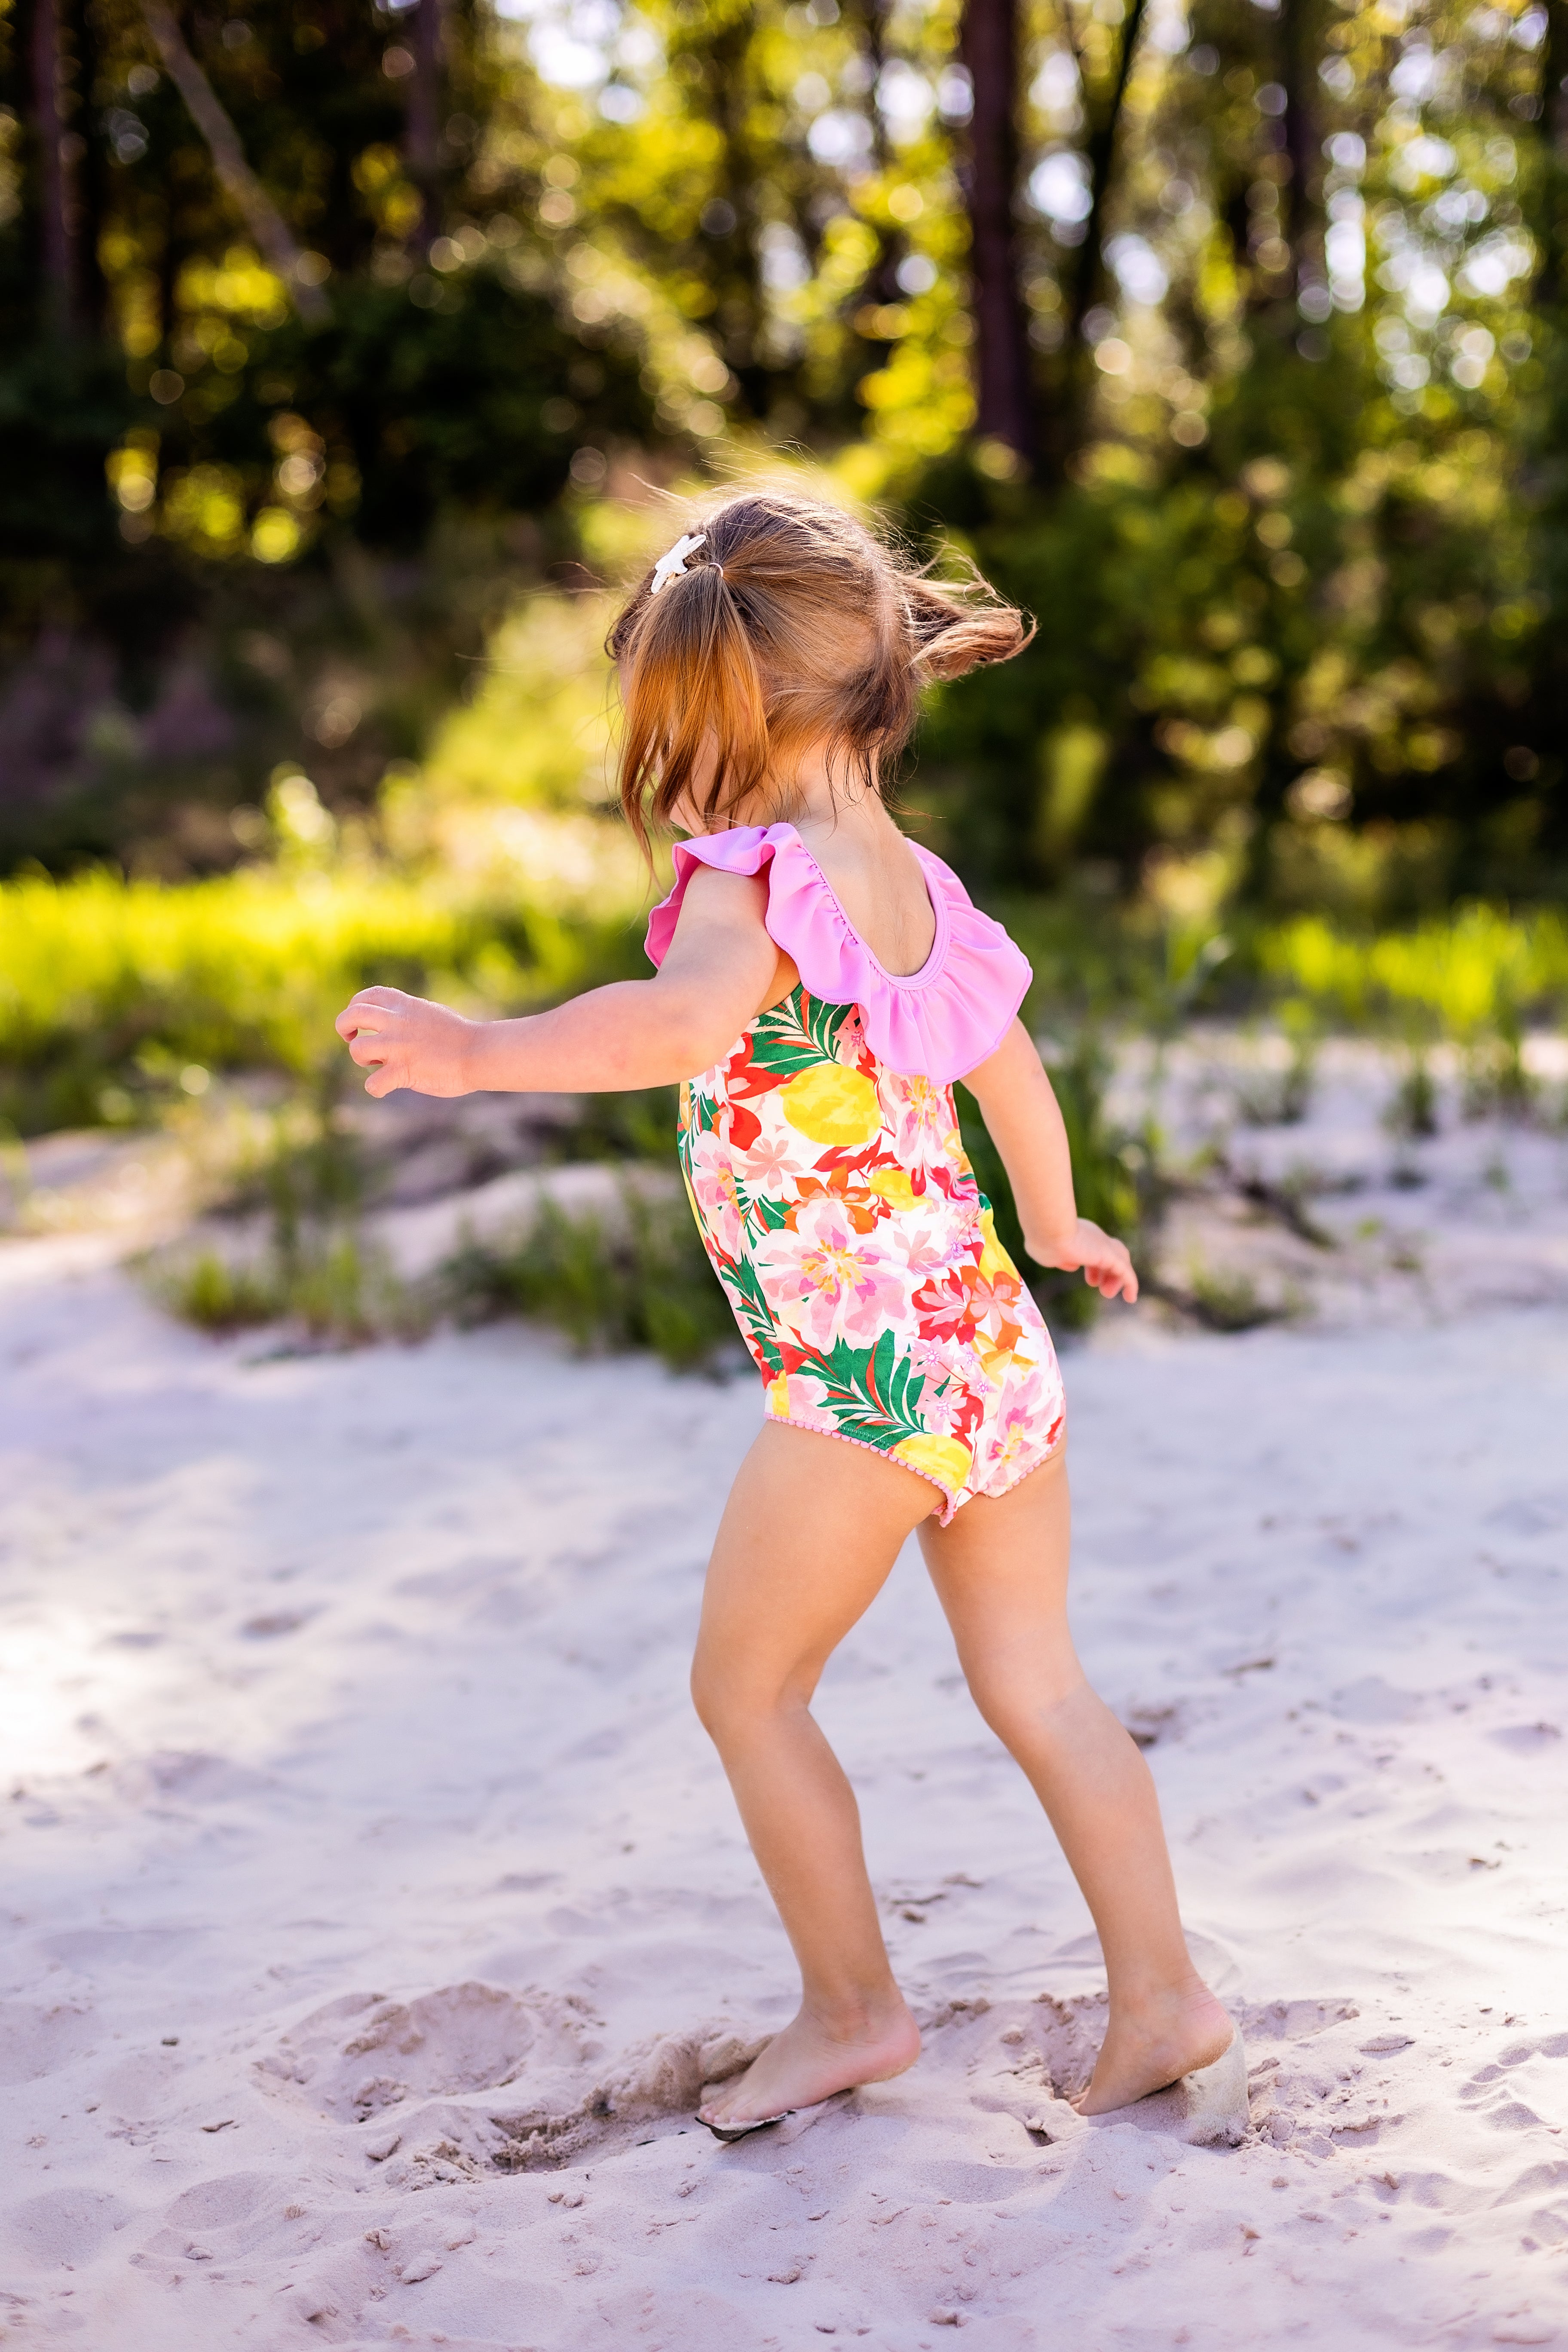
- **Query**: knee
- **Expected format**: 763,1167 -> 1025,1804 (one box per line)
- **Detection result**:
965,1667 -> 1085,1755
689,1653 -> 728,1739
689,1652 -> 760,1745
689,1652 -> 807,1747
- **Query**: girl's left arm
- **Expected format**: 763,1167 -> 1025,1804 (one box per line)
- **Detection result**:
335,868 -> 778,1098
961,1020 -> 1138,1304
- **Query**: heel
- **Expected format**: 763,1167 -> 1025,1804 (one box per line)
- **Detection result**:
1182,2028 -> 1250,2147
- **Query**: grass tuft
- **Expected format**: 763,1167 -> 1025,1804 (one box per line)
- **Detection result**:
442,1187 -> 738,1371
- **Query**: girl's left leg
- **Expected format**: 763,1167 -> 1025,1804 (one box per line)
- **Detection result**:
919,1450 -> 1234,2113
690,1419 -> 937,2132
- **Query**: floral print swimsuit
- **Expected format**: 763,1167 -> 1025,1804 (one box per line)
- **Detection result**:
647,824 -> 1066,1524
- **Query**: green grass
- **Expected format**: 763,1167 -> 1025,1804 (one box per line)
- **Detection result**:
442,1186 -> 737,1371
150,1229 -> 428,1347
1260,904 -> 1568,1039
0,864 -> 642,1134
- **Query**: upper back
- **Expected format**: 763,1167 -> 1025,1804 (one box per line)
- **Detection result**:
644,818 -> 1032,1086
789,798 -> 937,981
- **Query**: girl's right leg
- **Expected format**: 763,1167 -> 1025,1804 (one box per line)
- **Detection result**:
690,1419 -> 936,2132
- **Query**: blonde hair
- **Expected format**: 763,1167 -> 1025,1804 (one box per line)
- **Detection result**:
607,488 -> 1032,858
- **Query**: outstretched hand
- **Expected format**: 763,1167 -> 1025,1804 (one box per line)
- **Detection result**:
1029,1215 -> 1139,1305
334,986 -> 476,1099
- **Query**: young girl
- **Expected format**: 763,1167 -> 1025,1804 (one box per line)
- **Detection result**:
336,490 -> 1247,2147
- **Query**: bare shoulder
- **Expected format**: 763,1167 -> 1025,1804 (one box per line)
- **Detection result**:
660,864 -> 778,1014
670,861 -> 772,945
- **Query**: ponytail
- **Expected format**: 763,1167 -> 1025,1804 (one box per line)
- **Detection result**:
614,560 -> 769,859
608,490 -> 1032,858
904,571 -> 1034,681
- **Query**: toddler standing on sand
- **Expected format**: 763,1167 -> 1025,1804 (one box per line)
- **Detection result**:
336,490 -> 1248,2147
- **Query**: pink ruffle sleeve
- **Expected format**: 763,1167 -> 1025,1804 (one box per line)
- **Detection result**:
643,823 -> 1031,1083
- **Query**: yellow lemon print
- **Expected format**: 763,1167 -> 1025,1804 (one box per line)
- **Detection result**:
869,1168 -> 918,1213
977,1205 -> 1022,1283
891,1432 -> 974,1494
778,1062 -> 883,1147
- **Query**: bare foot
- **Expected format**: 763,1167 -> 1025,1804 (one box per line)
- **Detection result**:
1074,1988 -> 1234,2117
698,1999 -> 921,2131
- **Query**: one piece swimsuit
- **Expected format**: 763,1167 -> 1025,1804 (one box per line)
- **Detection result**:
645,823 -> 1067,1524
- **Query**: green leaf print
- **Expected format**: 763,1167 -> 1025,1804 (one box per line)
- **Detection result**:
805,988 -> 856,1061
719,1255 -> 784,1375
749,987 -> 858,1080
795,1329 -> 931,1448
746,1191 -> 793,1236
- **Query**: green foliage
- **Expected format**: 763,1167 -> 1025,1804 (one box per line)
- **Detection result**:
904,431 -> 1560,913
0,336 -> 141,571
139,267 -> 658,560
1383,1054 -> 1439,1141
4,0 -> 1566,909
0,862 -> 632,1133
554,1086 -> 685,1164
443,1188 -> 736,1371
159,1246 -> 282,1332
151,1225 -> 422,1346
1261,903 -> 1568,1037
147,1081 -> 426,1344
1170,1261 -> 1287,1335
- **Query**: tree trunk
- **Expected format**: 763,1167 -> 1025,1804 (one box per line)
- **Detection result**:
75,0 -> 110,335
32,0 -> 77,333
960,0 -> 1035,462
693,6 -> 769,420
406,0 -> 445,257
1063,0 -> 1148,351
1535,0 -> 1568,308
137,0 -> 331,323
1278,0 -> 1319,315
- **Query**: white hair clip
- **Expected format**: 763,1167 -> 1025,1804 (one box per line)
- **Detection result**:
649,532 -> 707,593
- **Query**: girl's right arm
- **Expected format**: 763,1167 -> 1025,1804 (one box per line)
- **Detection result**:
335,868 -> 779,1099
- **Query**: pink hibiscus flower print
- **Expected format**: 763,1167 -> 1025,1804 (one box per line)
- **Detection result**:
771,1369 -> 837,1430
755,1194 -> 908,1352
965,1267 -> 1024,1332
886,1215 -> 962,1285
687,1128 -> 744,1260
739,1131 -> 809,1199
881,1072 -> 960,1173
974,1370 -> 1063,1483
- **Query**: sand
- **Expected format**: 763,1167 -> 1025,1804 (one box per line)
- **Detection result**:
3,1190 -> 1567,2352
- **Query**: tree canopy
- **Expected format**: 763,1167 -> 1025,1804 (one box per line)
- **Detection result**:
0,0 -> 1563,904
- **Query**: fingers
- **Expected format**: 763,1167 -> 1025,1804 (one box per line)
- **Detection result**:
1081,1250 -> 1138,1305
335,986 -> 410,1041
336,985 -> 411,1095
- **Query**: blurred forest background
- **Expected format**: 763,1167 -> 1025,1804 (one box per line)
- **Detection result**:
3,0 -> 1568,1344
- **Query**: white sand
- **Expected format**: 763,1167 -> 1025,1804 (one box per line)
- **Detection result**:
2,1234 -> 1567,2345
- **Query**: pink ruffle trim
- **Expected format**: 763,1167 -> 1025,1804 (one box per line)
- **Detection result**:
644,822 -> 1031,1084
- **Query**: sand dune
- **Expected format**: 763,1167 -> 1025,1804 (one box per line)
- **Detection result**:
2,1238 -> 1566,2349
